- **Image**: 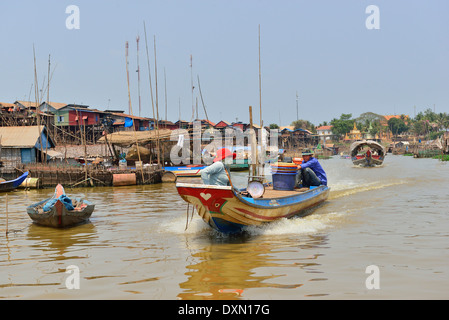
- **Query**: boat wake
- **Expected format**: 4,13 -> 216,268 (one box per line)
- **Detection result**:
162,214 -> 211,235
245,211 -> 345,236
328,180 -> 407,200
164,208 -> 347,238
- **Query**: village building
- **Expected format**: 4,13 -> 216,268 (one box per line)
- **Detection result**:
316,125 -> 336,143
0,125 -> 56,169
214,120 -> 231,129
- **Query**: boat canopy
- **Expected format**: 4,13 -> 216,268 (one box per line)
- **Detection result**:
350,140 -> 386,157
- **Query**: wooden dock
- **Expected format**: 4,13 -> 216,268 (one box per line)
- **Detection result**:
15,164 -> 163,188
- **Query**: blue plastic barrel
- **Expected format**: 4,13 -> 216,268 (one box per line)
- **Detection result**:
272,172 -> 297,191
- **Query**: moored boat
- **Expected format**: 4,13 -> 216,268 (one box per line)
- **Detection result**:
0,171 -> 29,193
26,184 -> 95,228
176,182 -> 329,234
230,158 -> 249,171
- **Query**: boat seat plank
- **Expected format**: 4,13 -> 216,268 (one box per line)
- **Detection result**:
261,186 -> 310,199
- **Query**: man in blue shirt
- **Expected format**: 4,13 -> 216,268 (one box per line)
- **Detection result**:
297,150 -> 327,187
201,148 -> 236,186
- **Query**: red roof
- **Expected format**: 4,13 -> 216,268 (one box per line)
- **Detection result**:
316,125 -> 332,131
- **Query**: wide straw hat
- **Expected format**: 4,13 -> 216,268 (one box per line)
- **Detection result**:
213,148 -> 236,163
302,149 -> 314,156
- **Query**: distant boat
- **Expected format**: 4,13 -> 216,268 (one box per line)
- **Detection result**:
0,171 -> 29,193
176,182 -> 329,234
27,184 -> 95,228
350,140 -> 386,167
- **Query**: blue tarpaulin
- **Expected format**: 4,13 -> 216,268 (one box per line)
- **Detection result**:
124,117 -> 133,127
43,195 -> 74,212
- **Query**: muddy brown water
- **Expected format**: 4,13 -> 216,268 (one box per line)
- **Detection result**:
1,155 -> 448,299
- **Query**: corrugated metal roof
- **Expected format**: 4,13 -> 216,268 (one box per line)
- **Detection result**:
44,102 -> 68,110
0,126 -> 48,148
15,100 -> 40,108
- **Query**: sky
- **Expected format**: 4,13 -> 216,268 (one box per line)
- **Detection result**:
1,0 -> 448,126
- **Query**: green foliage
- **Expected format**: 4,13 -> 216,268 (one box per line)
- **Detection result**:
388,117 -> 408,136
330,113 -> 353,136
290,119 -> 316,133
410,108 -> 449,137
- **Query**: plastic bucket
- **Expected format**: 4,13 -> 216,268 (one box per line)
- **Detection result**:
271,162 -> 298,174
272,172 -> 297,191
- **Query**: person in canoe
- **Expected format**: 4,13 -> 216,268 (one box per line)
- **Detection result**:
296,149 -> 327,188
201,148 -> 236,186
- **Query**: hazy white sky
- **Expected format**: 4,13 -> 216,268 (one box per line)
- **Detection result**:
1,0 -> 448,126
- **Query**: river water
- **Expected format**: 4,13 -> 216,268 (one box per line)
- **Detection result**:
1,154 -> 448,300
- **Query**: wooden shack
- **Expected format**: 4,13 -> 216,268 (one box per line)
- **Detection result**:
0,125 -> 56,169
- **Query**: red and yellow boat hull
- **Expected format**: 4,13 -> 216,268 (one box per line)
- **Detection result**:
176,183 -> 329,233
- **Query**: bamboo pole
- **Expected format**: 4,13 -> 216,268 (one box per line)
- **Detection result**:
154,36 -> 161,166
126,41 -> 145,183
143,22 -> 160,166
5,194 -> 8,236
249,106 -> 257,180
136,36 -> 142,118
33,44 -> 43,164
258,25 -> 262,129
197,75 -> 209,122
164,68 -> 168,123
45,54 -> 50,164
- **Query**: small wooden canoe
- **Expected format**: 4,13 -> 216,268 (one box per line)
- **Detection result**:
27,184 -> 95,228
